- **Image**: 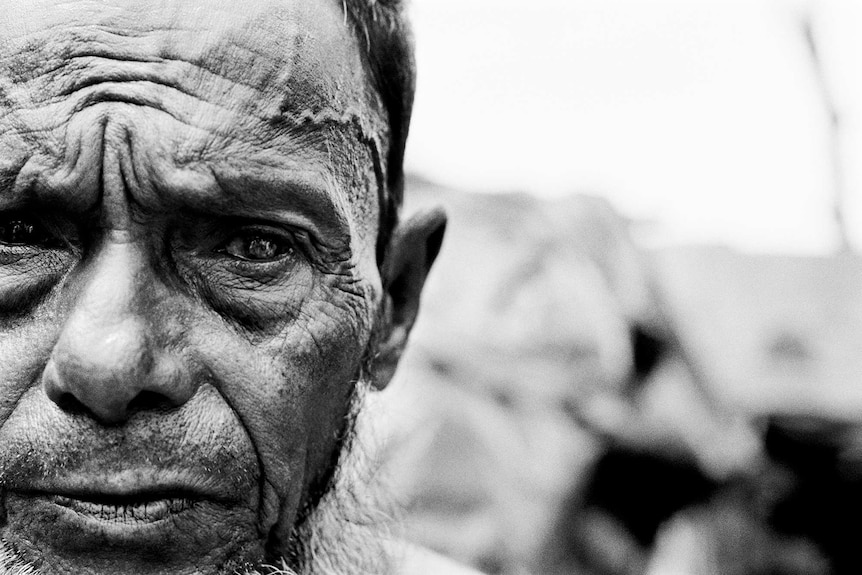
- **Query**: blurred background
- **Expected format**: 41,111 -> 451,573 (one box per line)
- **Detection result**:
376,1 -> 862,574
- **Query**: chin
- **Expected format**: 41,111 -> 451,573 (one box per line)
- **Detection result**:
0,386 -> 267,575
0,538 -> 267,575
1,491 -> 265,575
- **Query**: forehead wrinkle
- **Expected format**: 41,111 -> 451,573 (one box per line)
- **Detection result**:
1,4 -> 339,112
1,51 -> 385,160
0,0 -> 362,104
3,63 -> 279,135
0,0 -> 384,132
0,18 -> 295,130
1,38 -> 290,111
0,111 -> 108,216
0,0 -> 388,229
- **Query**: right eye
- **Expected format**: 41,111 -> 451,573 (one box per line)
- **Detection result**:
0,214 -> 58,248
216,227 -> 298,263
0,213 -> 76,316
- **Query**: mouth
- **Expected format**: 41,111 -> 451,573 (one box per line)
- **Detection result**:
36,489 -> 199,524
8,470 -> 228,529
1,467 -> 261,567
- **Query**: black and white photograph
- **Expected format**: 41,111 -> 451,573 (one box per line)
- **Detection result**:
0,0 -> 859,573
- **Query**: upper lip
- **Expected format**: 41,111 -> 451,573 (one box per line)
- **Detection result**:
13,469 -> 231,505
37,487 -> 202,506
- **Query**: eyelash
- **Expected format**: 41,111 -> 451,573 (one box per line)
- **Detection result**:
214,226 -> 298,262
203,224 -> 319,281
0,215 -> 60,248
0,215 -> 77,297
0,213 -> 77,267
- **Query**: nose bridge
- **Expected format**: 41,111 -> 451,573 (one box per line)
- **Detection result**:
45,239 -> 185,424
61,239 -> 150,363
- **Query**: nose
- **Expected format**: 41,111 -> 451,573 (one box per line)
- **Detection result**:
43,241 -> 195,425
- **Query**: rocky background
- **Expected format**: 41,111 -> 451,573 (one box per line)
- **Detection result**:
377,176 -> 862,575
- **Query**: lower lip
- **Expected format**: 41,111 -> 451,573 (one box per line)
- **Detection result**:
47,494 -> 196,524
3,491 -> 213,561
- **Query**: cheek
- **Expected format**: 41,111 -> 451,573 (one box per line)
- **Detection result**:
0,337 -> 266,573
190,292 -> 372,535
0,315 -> 62,427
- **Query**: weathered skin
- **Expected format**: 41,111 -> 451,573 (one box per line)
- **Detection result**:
0,1 -> 441,574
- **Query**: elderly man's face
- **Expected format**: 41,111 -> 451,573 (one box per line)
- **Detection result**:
0,1 -> 439,573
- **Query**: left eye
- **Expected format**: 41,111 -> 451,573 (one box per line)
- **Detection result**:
218,230 -> 295,262
0,216 -> 57,248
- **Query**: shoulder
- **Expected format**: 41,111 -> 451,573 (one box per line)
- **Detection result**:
388,540 -> 485,575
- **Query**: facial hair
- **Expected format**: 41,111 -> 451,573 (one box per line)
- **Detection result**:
0,543 -> 35,575
0,377 -> 397,575
252,376 -> 397,575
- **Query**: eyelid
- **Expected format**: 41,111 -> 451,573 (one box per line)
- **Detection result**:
0,211 -> 74,250
209,223 -> 316,270
216,222 -> 297,246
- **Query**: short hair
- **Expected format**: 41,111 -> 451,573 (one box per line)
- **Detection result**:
340,0 -> 415,262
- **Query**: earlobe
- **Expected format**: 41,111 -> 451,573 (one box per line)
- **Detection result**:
371,207 -> 447,390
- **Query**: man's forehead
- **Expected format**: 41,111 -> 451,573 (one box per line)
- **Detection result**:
0,0 -> 382,120
0,0 -> 387,241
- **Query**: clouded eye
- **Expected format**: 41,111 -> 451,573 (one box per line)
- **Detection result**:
0,214 -> 58,248
217,228 -> 296,262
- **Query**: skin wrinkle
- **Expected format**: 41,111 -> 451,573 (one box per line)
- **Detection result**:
4,89 -> 232,149
16,189 -> 300,568
0,155 -> 26,197
0,241 -> 81,320
117,122 -> 143,222
187,249 -> 373,546
0,85 -> 384,234
314,136 -> 380,270
0,12 -> 296,86
59,63 -> 201,100
1,78 -> 381,175
7,133 -> 357,267
203,166 -> 354,252
0,5 -> 377,118
99,117 -> 121,231
0,226 -> 78,429
195,362 -> 273,541
0,328 -> 55,432
0,0 -> 434,572
0,1 -> 391,215
0,382 -> 259,487
177,227 -> 361,336
7,115 -> 104,216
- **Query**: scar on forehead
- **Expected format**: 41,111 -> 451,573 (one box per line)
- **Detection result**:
273,104 -> 386,198
273,103 -> 384,154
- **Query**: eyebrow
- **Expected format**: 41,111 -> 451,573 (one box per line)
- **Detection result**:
161,161 -> 354,246
0,154 -> 354,249
0,169 -> 23,206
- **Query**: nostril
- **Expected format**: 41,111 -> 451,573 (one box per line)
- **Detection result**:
53,392 -> 91,417
126,390 -> 180,417
50,389 -> 177,425
42,344 -> 196,425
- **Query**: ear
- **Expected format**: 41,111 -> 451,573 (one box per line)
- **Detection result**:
371,206 -> 447,390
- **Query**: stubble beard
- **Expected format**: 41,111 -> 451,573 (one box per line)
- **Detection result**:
0,376 -> 397,575
265,375 -> 397,575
